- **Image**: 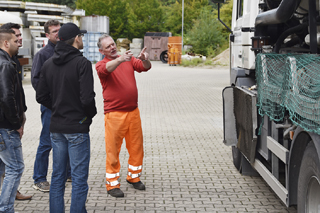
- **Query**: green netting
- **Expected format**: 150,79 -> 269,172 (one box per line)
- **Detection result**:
256,53 -> 320,134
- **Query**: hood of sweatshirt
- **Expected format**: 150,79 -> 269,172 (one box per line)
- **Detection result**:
52,41 -> 83,65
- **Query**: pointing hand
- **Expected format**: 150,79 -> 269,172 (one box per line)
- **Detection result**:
138,47 -> 149,61
120,50 -> 133,62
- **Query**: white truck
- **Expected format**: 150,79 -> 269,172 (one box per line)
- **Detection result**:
214,0 -> 320,212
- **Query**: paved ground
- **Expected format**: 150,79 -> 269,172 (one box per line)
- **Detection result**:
13,61 -> 297,212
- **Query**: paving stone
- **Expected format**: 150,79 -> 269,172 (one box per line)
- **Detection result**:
10,62 -> 296,212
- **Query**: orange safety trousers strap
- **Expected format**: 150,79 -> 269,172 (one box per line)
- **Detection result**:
104,108 -> 144,190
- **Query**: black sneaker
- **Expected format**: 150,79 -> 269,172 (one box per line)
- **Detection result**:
126,180 -> 146,190
107,188 -> 124,197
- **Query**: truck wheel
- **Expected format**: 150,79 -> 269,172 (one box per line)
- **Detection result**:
232,146 -> 242,171
297,142 -> 320,213
160,50 -> 168,63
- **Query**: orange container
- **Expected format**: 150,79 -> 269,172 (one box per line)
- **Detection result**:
168,36 -> 182,65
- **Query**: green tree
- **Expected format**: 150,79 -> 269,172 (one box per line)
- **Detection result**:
161,0 -> 212,35
214,0 -> 232,35
161,2 -> 182,35
186,7 -> 227,56
76,0 -> 164,40
76,0 -> 130,39
75,0 -> 230,55
126,0 -> 164,40
159,0 -> 176,6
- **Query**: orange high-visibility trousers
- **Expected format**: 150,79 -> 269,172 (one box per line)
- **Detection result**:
104,108 -> 144,190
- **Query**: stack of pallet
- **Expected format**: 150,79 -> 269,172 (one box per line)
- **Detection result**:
116,38 -> 130,55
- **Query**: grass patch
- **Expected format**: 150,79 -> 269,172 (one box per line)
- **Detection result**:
180,58 -> 203,67
204,59 -> 213,66
180,57 -> 214,67
180,45 -> 229,67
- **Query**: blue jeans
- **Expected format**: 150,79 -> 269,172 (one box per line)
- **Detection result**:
0,129 -> 24,213
33,105 -> 71,184
50,132 -> 90,213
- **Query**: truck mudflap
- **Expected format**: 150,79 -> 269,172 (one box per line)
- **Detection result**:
222,86 -> 237,146
222,86 -> 258,164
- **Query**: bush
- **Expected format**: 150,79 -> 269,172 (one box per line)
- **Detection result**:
185,7 -> 228,57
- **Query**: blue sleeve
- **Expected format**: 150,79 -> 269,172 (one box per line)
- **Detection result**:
31,51 -> 46,90
36,64 -> 52,109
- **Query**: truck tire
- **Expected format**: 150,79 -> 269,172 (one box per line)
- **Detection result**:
232,146 -> 242,171
160,50 -> 168,63
297,142 -> 320,213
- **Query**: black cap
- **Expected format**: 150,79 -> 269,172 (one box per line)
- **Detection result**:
58,22 -> 87,41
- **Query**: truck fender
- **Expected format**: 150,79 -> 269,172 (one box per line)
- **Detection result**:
287,126 -> 320,206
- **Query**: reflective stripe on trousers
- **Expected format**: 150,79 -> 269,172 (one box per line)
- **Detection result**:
127,164 -> 142,180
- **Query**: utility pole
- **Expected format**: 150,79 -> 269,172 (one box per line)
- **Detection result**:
182,0 -> 184,50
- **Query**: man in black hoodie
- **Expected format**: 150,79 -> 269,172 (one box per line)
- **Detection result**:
31,20 -> 73,193
36,22 -> 96,213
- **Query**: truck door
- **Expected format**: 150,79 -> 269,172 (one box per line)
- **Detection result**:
231,0 -> 244,69
231,0 -> 258,70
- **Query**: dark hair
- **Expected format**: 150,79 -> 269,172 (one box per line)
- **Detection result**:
0,29 -> 16,43
63,37 -> 75,46
44,19 -> 60,34
0,22 -> 21,30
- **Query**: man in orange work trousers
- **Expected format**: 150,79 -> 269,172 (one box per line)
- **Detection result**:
95,34 -> 151,197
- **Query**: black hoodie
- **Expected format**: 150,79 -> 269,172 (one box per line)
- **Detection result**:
36,41 -> 97,133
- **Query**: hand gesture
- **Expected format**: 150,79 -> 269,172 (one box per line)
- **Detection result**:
138,47 -> 149,61
119,50 -> 133,62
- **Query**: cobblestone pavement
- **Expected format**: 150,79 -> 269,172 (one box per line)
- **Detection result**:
13,61 -> 297,212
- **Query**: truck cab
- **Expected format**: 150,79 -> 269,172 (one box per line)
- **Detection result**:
215,0 -> 320,211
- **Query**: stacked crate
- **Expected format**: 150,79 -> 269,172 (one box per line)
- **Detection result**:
82,32 -> 104,63
130,38 -> 143,57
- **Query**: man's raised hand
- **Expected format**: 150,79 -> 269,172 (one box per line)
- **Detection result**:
120,50 -> 133,62
138,47 -> 149,61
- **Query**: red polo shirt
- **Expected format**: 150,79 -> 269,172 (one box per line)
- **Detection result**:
95,56 -> 150,113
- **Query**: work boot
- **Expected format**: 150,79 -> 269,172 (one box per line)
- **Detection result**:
126,180 -> 146,190
107,188 -> 124,197
16,190 -> 32,200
